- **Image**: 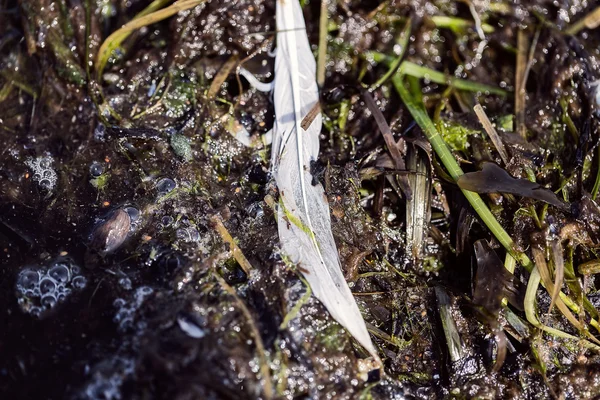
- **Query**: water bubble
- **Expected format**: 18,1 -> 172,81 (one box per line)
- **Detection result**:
25,156 -> 57,191
156,178 -> 176,195
39,278 -> 56,294
89,162 -> 104,177
124,206 -> 140,222
39,179 -> 52,189
41,295 -> 57,309
15,257 -> 86,318
94,123 -> 106,141
49,264 -> 70,283
113,298 -> 126,308
176,227 -> 200,243
118,277 -> 132,290
72,276 -> 87,290
30,306 -> 42,317
18,269 -> 40,290
161,215 -> 173,227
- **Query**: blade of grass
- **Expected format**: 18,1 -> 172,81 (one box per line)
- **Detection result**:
524,265 -> 600,350
208,54 -> 239,99
0,70 -> 37,98
549,241 -> 565,314
0,81 -> 13,103
213,272 -> 273,399
279,277 -> 312,330
406,146 -> 431,260
579,259 -> 600,275
316,0 -> 328,87
435,286 -> 464,362
592,146 -> 600,200
533,248 -> 590,338
501,253 -> 516,307
430,15 -> 494,34
367,52 -> 506,96
474,104 -> 510,165
565,6 -> 600,35
210,214 -> 253,275
369,19 -> 411,91
515,29 -> 528,139
362,90 -> 412,199
400,61 -> 506,96
95,0 -> 204,78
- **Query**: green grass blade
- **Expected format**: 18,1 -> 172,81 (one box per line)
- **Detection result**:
431,16 -> 495,34
525,266 -> 600,350
367,50 -> 506,96
95,0 -> 204,79
369,19 -> 411,91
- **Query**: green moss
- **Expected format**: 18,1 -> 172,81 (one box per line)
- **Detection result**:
436,120 -> 479,153
90,173 -> 109,190
163,74 -> 196,119
318,323 -> 348,352
496,114 -> 514,132
170,133 -> 193,161
422,256 -> 443,273
47,30 -> 86,86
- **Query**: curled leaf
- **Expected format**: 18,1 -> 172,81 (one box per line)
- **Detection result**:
458,162 -> 569,210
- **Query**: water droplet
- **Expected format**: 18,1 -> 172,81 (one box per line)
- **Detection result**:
113,298 -> 126,308
161,215 -> 173,226
41,295 -> 57,309
18,269 -> 39,290
138,286 -> 153,296
94,123 -> 106,141
72,276 -> 87,290
49,264 -> 70,283
124,206 -> 140,222
89,162 -> 104,177
39,278 -> 56,295
118,277 -> 132,290
156,178 -> 176,195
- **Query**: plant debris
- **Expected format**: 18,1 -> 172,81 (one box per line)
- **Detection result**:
3,0 -> 600,398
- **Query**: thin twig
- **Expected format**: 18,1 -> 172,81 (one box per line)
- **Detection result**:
316,0 -> 328,86
208,54 -> 239,99
362,90 -> 412,199
210,215 -> 253,275
515,29 -> 528,139
474,104 -> 510,165
213,272 -> 273,399
565,6 -> 600,35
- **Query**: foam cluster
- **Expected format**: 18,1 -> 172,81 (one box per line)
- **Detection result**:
113,286 -> 153,332
25,156 -> 58,191
16,257 -> 87,317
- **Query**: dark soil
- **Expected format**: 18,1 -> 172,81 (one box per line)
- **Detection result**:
3,0 -> 600,399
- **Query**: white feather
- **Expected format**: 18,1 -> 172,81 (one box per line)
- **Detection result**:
272,0 -> 380,364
